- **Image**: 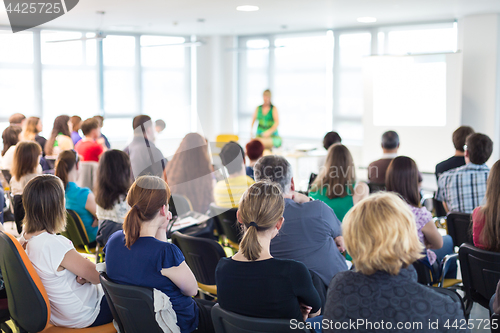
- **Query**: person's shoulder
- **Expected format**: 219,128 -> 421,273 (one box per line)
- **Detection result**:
328,269 -> 357,288
245,175 -> 255,185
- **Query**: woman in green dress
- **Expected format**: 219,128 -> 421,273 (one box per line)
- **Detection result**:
251,90 -> 282,148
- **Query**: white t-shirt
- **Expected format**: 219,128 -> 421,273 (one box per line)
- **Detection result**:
24,232 -> 104,328
1,145 -> 17,170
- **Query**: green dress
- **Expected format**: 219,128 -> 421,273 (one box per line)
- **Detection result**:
256,105 -> 282,148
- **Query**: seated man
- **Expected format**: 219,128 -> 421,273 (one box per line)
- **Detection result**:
254,155 -> 348,288
245,139 -> 264,180
436,126 -> 475,180
437,133 -> 493,214
75,118 -> 105,162
368,130 -> 399,184
123,115 -> 167,179
93,115 -> 111,149
214,141 -> 255,208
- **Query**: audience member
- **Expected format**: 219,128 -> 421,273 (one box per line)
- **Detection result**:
472,160 -> 500,251
124,115 -> 167,179
9,113 -> 26,127
435,126 -> 475,180
164,133 -> 213,214
0,125 -> 22,170
317,131 -> 342,169
75,118 -> 105,162
386,156 -> 456,280
214,141 -> 255,208
437,133 -> 493,213
22,117 -> 47,152
94,150 -> 131,246
368,130 -> 399,184
55,150 -> 98,242
323,192 -> 467,333
21,175 -> 113,328
105,175 -> 215,333
70,116 -> 82,146
155,119 -> 166,134
45,115 -> 74,157
10,141 -> 42,196
254,155 -> 348,289
245,139 -> 264,179
216,181 -> 321,324
93,116 -> 111,149
310,144 -> 368,222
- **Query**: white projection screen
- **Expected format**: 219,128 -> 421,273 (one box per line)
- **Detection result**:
362,53 -> 462,173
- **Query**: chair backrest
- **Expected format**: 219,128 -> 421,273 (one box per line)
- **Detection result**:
308,173 -> 317,191
216,135 -> 239,148
170,194 -> 193,217
171,231 -> 226,286
447,212 -> 473,247
12,195 -> 24,234
0,231 -> 50,332
412,260 -> 434,286
77,161 -> 99,192
99,272 -> 162,333
368,182 -> 386,193
426,286 -> 466,317
459,243 -> 500,309
211,304 -> 312,333
61,209 -> 90,248
209,204 -> 241,245
1,170 -> 12,185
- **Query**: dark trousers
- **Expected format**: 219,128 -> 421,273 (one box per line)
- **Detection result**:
193,298 -> 216,333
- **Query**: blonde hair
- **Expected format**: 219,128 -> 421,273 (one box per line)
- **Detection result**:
238,181 -> 284,261
343,192 -> 424,275
23,117 -> 40,141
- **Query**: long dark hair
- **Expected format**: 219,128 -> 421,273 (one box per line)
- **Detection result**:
54,150 -> 78,189
479,160 -> 500,251
95,150 -> 132,210
123,176 -> 171,249
2,126 -> 22,156
385,156 -> 420,207
45,115 -> 71,156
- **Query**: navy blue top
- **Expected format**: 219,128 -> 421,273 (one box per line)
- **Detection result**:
270,199 -> 347,286
245,166 -> 254,180
104,231 -> 198,333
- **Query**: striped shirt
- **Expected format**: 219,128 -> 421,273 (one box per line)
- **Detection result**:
436,163 -> 489,214
214,175 -> 255,208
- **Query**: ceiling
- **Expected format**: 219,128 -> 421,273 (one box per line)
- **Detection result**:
0,0 -> 500,36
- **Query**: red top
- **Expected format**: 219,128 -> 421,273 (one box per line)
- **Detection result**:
75,140 -> 103,162
472,207 -> 487,250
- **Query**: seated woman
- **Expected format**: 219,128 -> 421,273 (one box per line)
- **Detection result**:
21,174 -> 112,328
323,192 -> 466,333
216,181 -> 322,326
55,150 -> 98,243
10,141 -> 42,196
473,160 -> 500,251
45,115 -> 74,158
0,125 -> 22,170
245,139 -> 264,180
309,144 -> 369,221
94,150 -> 131,246
386,156 -> 456,279
105,175 -> 215,333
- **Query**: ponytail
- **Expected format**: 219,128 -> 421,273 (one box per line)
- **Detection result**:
239,224 -> 262,261
55,150 -> 78,189
123,206 -> 143,249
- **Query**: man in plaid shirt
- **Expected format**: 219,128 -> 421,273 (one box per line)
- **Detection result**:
436,133 -> 493,214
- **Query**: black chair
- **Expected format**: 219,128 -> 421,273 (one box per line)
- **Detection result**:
307,173 -> 318,191
368,182 -> 386,193
0,295 -> 12,333
12,195 -> 24,234
459,243 -> 500,318
210,203 -> 241,250
171,231 -> 226,297
427,286 -> 466,318
99,272 -> 162,333
211,303 -> 313,333
447,212 -> 473,248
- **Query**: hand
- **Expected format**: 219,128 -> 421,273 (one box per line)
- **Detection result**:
92,219 -> 98,228
300,303 -> 312,322
76,276 -> 88,285
292,192 -> 310,204
335,236 -> 345,253
159,211 -> 173,230
262,131 -> 271,138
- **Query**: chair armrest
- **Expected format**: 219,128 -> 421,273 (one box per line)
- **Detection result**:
438,253 -> 458,287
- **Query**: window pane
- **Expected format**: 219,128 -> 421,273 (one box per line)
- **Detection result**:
103,69 -> 136,115
85,33 -> 97,66
334,120 -> 363,143
339,33 -> 371,68
141,36 -> 185,68
41,30 -> 83,65
0,31 -> 33,64
0,68 -> 35,115
387,27 -> 457,55
103,35 -> 135,67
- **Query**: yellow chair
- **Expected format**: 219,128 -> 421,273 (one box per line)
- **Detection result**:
215,134 -> 239,148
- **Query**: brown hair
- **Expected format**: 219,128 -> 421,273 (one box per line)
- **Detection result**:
70,116 -> 82,132
123,176 -> 171,249
80,118 -> 99,136
238,181 -> 285,261
343,192 -> 424,275
2,126 -> 22,156
55,150 -> 78,189
453,126 -> 474,152
466,133 -> 493,165
311,144 -> 355,199
95,150 -> 131,210
479,160 -> 500,251
46,115 -> 71,156
386,156 -> 421,207
23,117 -> 41,141
246,139 -> 264,161
323,131 -> 342,150
94,115 -> 104,127
9,113 -> 26,125
132,115 -> 152,131
12,141 -> 42,181
23,175 -> 66,234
